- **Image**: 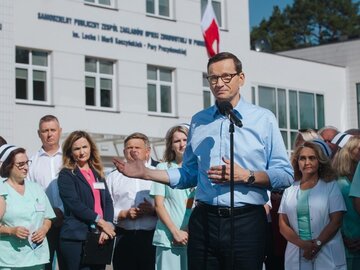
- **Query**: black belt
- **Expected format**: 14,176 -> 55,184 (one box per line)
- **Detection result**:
115,227 -> 154,235
196,202 -> 260,217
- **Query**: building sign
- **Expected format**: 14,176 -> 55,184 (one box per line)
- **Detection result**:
38,13 -> 205,56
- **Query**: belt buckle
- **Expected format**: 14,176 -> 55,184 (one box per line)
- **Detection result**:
217,207 -> 231,217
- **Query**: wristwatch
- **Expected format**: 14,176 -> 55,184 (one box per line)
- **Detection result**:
315,239 -> 322,247
246,170 -> 255,185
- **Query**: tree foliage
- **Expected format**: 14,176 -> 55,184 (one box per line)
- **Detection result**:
250,0 -> 360,52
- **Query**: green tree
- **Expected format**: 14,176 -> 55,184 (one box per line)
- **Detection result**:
250,0 -> 360,52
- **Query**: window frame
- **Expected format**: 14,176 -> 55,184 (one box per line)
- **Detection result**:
201,0 -> 226,29
84,57 -> 117,111
146,0 -> 174,20
255,85 -> 325,154
202,73 -> 215,108
15,47 -> 51,105
147,65 -> 175,116
84,0 -> 116,9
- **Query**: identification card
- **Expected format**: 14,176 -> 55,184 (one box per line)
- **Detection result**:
35,202 -> 45,212
93,182 -> 105,190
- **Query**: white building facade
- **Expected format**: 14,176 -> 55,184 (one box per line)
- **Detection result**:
0,0 -> 349,167
279,39 -> 360,130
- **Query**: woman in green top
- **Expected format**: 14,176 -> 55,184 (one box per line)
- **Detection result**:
333,134 -> 360,269
0,145 -> 55,269
150,124 -> 195,270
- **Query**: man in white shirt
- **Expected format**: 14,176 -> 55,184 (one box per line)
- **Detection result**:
107,132 -> 157,270
27,115 -> 65,270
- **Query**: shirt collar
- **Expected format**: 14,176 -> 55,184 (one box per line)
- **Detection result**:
39,146 -> 62,157
145,158 -> 153,168
212,95 -> 245,120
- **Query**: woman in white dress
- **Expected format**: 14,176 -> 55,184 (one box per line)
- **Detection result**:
279,140 -> 347,270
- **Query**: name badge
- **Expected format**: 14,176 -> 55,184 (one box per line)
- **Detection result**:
35,202 -> 45,212
93,182 -> 105,190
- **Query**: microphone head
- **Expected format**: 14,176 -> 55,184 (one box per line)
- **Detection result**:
217,101 -> 233,115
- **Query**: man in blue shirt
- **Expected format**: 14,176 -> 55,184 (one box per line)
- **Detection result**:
114,52 -> 294,270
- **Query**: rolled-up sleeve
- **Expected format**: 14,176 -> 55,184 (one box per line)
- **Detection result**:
265,115 -> 294,189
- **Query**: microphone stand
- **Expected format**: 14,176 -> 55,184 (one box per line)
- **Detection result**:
229,120 -> 235,270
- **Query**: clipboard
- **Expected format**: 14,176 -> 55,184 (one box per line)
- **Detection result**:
82,232 -> 115,265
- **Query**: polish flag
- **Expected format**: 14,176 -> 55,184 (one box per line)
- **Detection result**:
201,1 -> 220,57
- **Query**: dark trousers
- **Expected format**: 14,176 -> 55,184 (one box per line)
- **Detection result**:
45,225 -> 65,270
264,222 -> 280,270
60,239 -> 105,270
113,228 -> 155,270
188,203 -> 267,270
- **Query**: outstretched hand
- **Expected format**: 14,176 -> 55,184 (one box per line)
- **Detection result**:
113,151 -> 146,179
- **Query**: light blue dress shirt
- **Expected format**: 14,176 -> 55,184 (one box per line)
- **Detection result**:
168,96 -> 294,206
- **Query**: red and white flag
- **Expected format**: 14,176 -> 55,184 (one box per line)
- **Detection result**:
201,1 -> 220,57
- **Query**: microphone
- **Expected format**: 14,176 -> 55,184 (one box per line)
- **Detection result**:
217,101 -> 243,128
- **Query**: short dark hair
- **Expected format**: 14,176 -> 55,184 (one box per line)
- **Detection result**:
124,132 -> 150,148
0,147 -> 26,178
39,115 -> 60,129
207,52 -> 242,74
0,136 -> 7,147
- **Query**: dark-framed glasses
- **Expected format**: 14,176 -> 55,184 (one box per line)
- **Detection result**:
14,160 -> 32,170
206,73 -> 239,85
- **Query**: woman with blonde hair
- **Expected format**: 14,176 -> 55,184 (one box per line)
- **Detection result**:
332,134 -> 360,269
58,130 -> 115,270
279,141 -> 346,269
150,124 -> 195,270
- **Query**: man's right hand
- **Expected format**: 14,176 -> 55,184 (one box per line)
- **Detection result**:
113,154 -> 146,179
113,152 -> 171,186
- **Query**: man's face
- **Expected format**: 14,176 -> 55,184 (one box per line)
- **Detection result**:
320,129 -> 338,155
38,120 -> 62,149
207,58 -> 245,107
123,138 -> 150,162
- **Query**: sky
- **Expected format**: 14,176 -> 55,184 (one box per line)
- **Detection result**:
249,0 -> 294,28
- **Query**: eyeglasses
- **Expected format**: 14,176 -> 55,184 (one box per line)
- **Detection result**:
298,156 -> 317,162
14,160 -> 32,170
206,73 -> 239,85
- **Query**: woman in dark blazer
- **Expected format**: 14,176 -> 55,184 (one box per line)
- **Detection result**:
58,130 -> 115,270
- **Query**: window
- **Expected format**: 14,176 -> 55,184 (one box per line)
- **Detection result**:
84,0 -> 114,8
146,0 -> 173,18
85,57 -> 116,109
203,73 -> 215,108
147,66 -> 174,115
15,48 -> 50,104
201,0 -> 225,28
257,85 -> 324,152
